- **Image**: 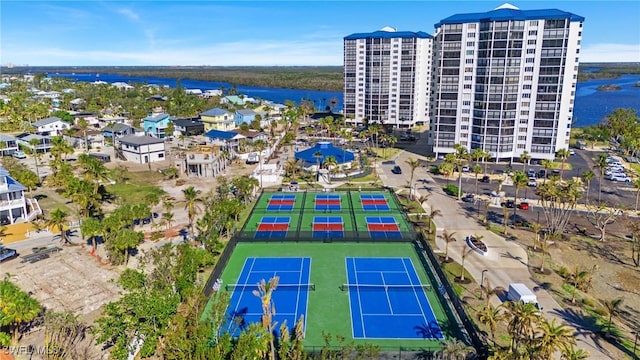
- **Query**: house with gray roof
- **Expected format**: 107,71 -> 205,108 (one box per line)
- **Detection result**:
0,134 -> 19,156
15,133 -> 52,153
235,109 -> 257,126
31,117 -> 71,136
117,135 -> 166,164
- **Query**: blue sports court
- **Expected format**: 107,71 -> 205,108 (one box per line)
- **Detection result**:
315,194 -> 341,211
267,194 -> 296,211
312,216 -> 344,239
224,257 -> 312,336
366,216 -> 403,239
344,257 -> 443,339
360,194 -> 391,211
255,216 -> 290,238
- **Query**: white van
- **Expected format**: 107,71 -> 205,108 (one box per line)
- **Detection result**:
507,283 -> 542,311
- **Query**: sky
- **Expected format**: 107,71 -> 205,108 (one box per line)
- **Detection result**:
1,1 -> 639,66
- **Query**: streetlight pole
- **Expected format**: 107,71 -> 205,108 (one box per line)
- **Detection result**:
480,269 -> 488,292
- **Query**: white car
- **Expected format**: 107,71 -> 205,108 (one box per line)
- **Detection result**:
610,174 -> 632,183
12,151 -> 26,159
527,177 -> 537,187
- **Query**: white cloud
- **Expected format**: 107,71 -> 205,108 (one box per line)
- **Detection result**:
580,43 -> 640,62
2,40 -> 344,66
116,8 -> 140,22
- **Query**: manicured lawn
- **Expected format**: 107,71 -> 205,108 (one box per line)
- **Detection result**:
106,172 -> 165,205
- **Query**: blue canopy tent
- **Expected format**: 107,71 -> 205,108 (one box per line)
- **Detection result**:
295,142 -> 355,167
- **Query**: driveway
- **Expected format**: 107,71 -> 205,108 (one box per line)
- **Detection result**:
379,150 -> 613,358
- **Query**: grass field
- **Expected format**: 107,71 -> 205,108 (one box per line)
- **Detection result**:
218,242 -> 456,349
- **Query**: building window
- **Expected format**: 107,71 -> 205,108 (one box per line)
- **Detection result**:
159,153 -> 164,158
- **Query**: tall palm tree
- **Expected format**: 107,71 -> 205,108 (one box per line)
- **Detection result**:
47,208 -> 71,245
323,155 -> 338,183
253,139 -> 268,187
406,158 -> 420,200
593,152 -> 608,202
512,171 -> 529,222
453,144 -> 470,200
80,217 -> 103,253
581,170 -> 595,204
537,318 -> 576,359
477,304 -> 504,341
313,151 -> 323,181
472,164 -> 482,196
439,230 -> 456,262
28,138 -> 42,178
540,159 -> 553,184
182,186 -> 202,235
252,276 -> 280,360
505,301 -> 539,353
114,228 -> 143,265
633,178 -> 640,211
77,117 -> 90,152
556,149 -> 571,180
603,297 -> 624,338
459,245 -> 474,281
519,151 -> 532,172
530,221 -> 542,251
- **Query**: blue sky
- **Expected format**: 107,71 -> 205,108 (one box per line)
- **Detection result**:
1,1 -> 639,66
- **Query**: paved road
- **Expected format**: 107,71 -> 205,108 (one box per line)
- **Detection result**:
377,149 -> 614,359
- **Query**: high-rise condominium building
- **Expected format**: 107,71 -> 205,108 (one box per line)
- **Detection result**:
431,3 -> 583,160
343,27 -> 432,128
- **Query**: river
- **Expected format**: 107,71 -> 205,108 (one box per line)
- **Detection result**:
50,72 -> 640,128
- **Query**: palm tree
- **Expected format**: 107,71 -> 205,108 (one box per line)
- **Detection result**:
505,301 -> 539,353
28,138 -> 42,178
556,149 -> 571,180
182,186 -> 202,235
80,217 -> 103,253
163,211 -> 174,231
114,228 -> 143,265
502,204 -> 511,236
537,318 -> 576,359
253,139 -> 268,187
252,276 -> 280,360
540,159 -> 553,184
77,117 -> 90,152
519,151 -> 532,172
439,339 -> 472,360
569,265 -> 588,304
459,245 -> 474,281
2,286 -> 41,343
472,164 -> 482,196
561,345 -> 590,360
47,209 -> 71,245
603,297 -> 624,337
512,171 -> 529,222
453,144 -> 470,200
439,230 -> 456,262
406,158 -> 420,200
477,304 -> 504,341
50,136 -> 73,162
593,152 -> 608,202
426,207 -> 442,234
530,221 -> 542,251
323,155 -> 338,183
581,170 -> 595,204
633,178 -> 640,211
313,150 -> 323,181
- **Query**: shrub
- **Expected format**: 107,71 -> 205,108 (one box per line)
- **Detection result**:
582,297 -> 596,308
557,266 -> 570,280
443,184 -> 460,196
593,307 -> 608,317
175,179 -> 186,186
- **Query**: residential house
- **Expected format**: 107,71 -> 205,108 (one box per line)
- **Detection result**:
171,118 -> 205,136
0,166 -> 42,224
185,89 -> 203,95
118,135 -> 166,164
98,116 -> 128,128
103,123 -> 139,144
220,95 -> 245,106
31,117 -> 71,136
112,82 -> 134,90
0,134 -> 19,156
16,134 -> 52,153
178,144 -> 229,178
235,109 -> 257,127
200,108 -> 234,131
203,89 -> 222,98
146,94 -> 168,102
143,112 -> 171,138
73,112 -> 100,128
203,129 -> 245,152
64,127 -> 104,150
231,129 -> 268,143
69,98 -> 86,111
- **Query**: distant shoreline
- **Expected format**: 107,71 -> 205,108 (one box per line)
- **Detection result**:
597,84 -> 622,91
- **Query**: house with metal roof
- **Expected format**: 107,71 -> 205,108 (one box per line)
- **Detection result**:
0,166 -> 42,224
171,118 -> 205,136
235,109 -> 257,126
15,133 -> 53,153
102,123 -> 139,141
200,108 -> 234,132
203,129 -> 245,151
0,134 -> 19,156
31,117 -> 71,136
220,95 -> 245,106
118,135 -> 166,164
143,112 -> 171,138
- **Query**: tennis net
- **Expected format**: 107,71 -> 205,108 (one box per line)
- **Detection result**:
339,283 -> 432,292
225,283 -> 316,291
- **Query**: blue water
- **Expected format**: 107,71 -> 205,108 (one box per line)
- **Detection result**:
49,72 -> 640,128
49,73 -> 344,112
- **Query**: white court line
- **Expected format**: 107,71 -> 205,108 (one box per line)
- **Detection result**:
228,257 -> 258,333
401,258 -> 430,328
345,258 -> 356,339
355,270 -> 407,273
293,258 -> 303,327
303,257 -> 311,333
380,272 -> 394,315
359,313 -> 427,317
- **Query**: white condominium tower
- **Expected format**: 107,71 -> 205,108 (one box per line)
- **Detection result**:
343,27 -> 433,128
431,3 -> 584,160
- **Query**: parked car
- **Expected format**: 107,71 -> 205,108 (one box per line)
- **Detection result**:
461,165 -> 470,172
462,193 -> 475,203
527,177 -> 537,187
538,169 -> 547,178
480,175 -> 491,183
527,169 -> 536,178
391,166 -> 402,174
501,200 -> 516,208
518,202 -> 530,210
611,174 -> 632,183
0,246 -> 18,263
12,151 -> 26,159
569,149 -> 575,155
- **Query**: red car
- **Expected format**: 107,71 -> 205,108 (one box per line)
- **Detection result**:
518,202 -> 530,210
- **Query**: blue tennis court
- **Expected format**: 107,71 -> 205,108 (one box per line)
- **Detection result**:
366,216 -> 402,239
344,257 -> 443,339
312,216 -> 344,239
315,194 -> 341,211
255,216 -> 290,238
267,194 -> 296,211
224,257 -> 311,336
360,194 -> 390,211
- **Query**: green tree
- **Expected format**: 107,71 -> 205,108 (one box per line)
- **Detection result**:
182,186 -> 202,235
555,148 -> 571,180
472,164 -> 483,196
519,151 -> 531,172
477,304 -> 504,341
113,229 -> 143,265
633,178 -> 640,212
47,208 -> 71,245
253,139 -> 268,187
452,144 -> 470,200
511,171 -> 529,222
603,297 -> 624,338
504,300 -> 540,353
252,277 -> 280,360
536,177 -> 582,238
593,152 -> 608,202
406,157 -> 420,200
80,217 -> 103,253
28,137 -> 42,178
536,318 -> 576,359
581,170 -> 595,204
439,230 -> 456,262
561,345 -> 590,360
0,279 -> 41,343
